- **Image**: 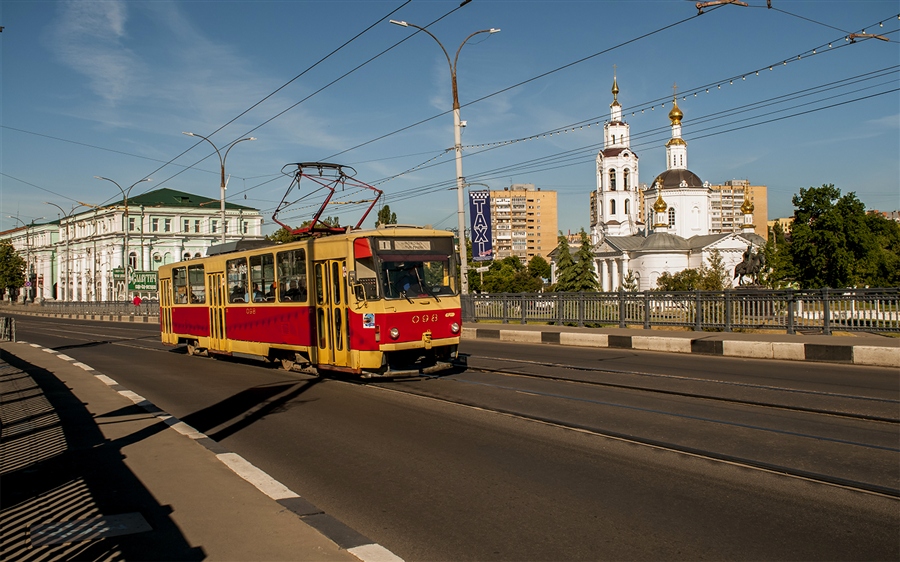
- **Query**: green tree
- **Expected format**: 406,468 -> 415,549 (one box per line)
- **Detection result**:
655,250 -> 730,291
763,221 -> 793,288
527,255 -> 551,282
552,232 -> 576,292
700,248 -> 730,290
622,270 -> 639,292
787,184 -> 895,288
0,240 -> 26,299
375,205 -> 397,227
656,268 -> 704,291
554,229 -> 598,292
267,227 -> 299,244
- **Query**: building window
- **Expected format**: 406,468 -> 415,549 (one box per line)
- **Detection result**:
151,218 -> 159,233
193,220 -> 201,233
623,169 -> 630,190
128,217 -> 137,232
668,208 -> 676,227
609,170 -> 617,191
183,219 -> 190,232
211,220 -> 218,234
610,200 -> 616,215
164,218 -> 172,233
625,199 -> 630,214
128,252 -> 137,269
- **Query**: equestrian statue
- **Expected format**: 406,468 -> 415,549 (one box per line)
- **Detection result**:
734,245 -> 766,286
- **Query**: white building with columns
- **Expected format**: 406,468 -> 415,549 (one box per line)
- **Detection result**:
2,188 -> 263,302
557,78 -> 765,291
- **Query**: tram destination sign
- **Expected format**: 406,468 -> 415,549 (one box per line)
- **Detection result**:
129,271 -> 158,291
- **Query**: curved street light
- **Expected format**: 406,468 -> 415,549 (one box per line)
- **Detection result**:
94,176 -> 152,300
45,202 -> 86,301
183,132 -> 256,244
6,215 -> 44,302
390,20 -> 500,295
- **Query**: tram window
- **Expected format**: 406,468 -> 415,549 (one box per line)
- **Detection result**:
315,263 -> 326,305
173,267 -> 189,304
227,257 -> 249,303
331,262 -> 342,305
276,249 -> 307,302
382,259 -> 454,299
354,256 -> 379,300
188,264 -> 205,303
249,253 -> 275,303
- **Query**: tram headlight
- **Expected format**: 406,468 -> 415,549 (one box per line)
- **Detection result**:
450,322 -> 460,334
389,327 -> 400,339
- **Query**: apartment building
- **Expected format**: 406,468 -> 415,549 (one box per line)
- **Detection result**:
489,184 -> 558,262
708,180 -> 768,239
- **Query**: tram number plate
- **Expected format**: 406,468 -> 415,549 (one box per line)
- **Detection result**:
411,314 -> 438,324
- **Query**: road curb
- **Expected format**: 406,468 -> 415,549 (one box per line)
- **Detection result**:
461,327 -> 899,368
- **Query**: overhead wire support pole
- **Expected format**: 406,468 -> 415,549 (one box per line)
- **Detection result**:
94,176 -> 152,300
390,19 -> 500,295
183,132 -> 256,244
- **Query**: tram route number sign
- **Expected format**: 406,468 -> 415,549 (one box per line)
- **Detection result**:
129,271 -> 158,291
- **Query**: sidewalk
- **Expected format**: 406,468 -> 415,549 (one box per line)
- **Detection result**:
0,342 -> 394,561
461,323 -> 900,368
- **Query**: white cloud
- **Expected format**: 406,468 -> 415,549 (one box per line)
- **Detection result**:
49,0 -> 139,103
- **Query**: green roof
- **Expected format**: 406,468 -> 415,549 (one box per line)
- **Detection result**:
124,188 -> 258,211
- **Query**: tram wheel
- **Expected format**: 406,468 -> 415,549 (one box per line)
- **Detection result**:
281,358 -> 295,371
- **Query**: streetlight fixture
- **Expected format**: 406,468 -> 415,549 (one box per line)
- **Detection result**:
7,215 -> 44,302
390,19 -> 500,295
94,176 -> 152,300
45,202 -> 85,301
182,132 -> 256,244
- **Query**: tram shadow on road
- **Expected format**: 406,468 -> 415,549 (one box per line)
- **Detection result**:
0,351 -> 204,561
181,378 -> 323,442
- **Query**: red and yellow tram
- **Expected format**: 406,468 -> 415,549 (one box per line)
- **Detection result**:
158,225 -> 463,377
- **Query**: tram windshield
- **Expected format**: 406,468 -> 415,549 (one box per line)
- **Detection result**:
356,236 -> 457,300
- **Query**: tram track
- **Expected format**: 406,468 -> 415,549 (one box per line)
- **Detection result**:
461,363 -> 900,423
369,377 -> 900,498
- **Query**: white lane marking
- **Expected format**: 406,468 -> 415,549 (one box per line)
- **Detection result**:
74,362 -> 95,371
42,348 -> 58,354
56,354 -> 76,361
216,452 -> 300,501
161,417 -> 207,440
95,374 -> 117,385
348,544 -> 404,562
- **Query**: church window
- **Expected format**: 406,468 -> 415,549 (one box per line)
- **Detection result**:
611,134 -> 616,144
668,208 -> 676,227
625,199 -> 630,214
610,200 -> 616,215
609,170 -> 616,191
623,169 -> 630,190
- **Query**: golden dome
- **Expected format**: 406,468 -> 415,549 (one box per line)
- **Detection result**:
668,98 -> 683,125
611,76 -> 620,106
741,198 -> 755,214
653,193 -> 668,213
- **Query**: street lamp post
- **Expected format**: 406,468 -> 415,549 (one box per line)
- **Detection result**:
7,215 -> 44,302
94,176 -> 152,300
45,202 -> 84,301
390,20 -> 499,295
182,132 -> 256,245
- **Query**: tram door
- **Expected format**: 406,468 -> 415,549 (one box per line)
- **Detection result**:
314,259 -> 349,367
207,272 -> 227,351
160,277 -> 173,340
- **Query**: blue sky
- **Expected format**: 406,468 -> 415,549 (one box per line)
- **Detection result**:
2,0 -> 898,236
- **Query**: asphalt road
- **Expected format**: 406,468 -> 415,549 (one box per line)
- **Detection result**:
10,315 -> 900,561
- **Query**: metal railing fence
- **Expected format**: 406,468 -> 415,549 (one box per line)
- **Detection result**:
29,300 -> 160,318
462,288 -> 900,335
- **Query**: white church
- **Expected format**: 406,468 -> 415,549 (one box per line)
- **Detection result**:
573,76 -> 765,291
